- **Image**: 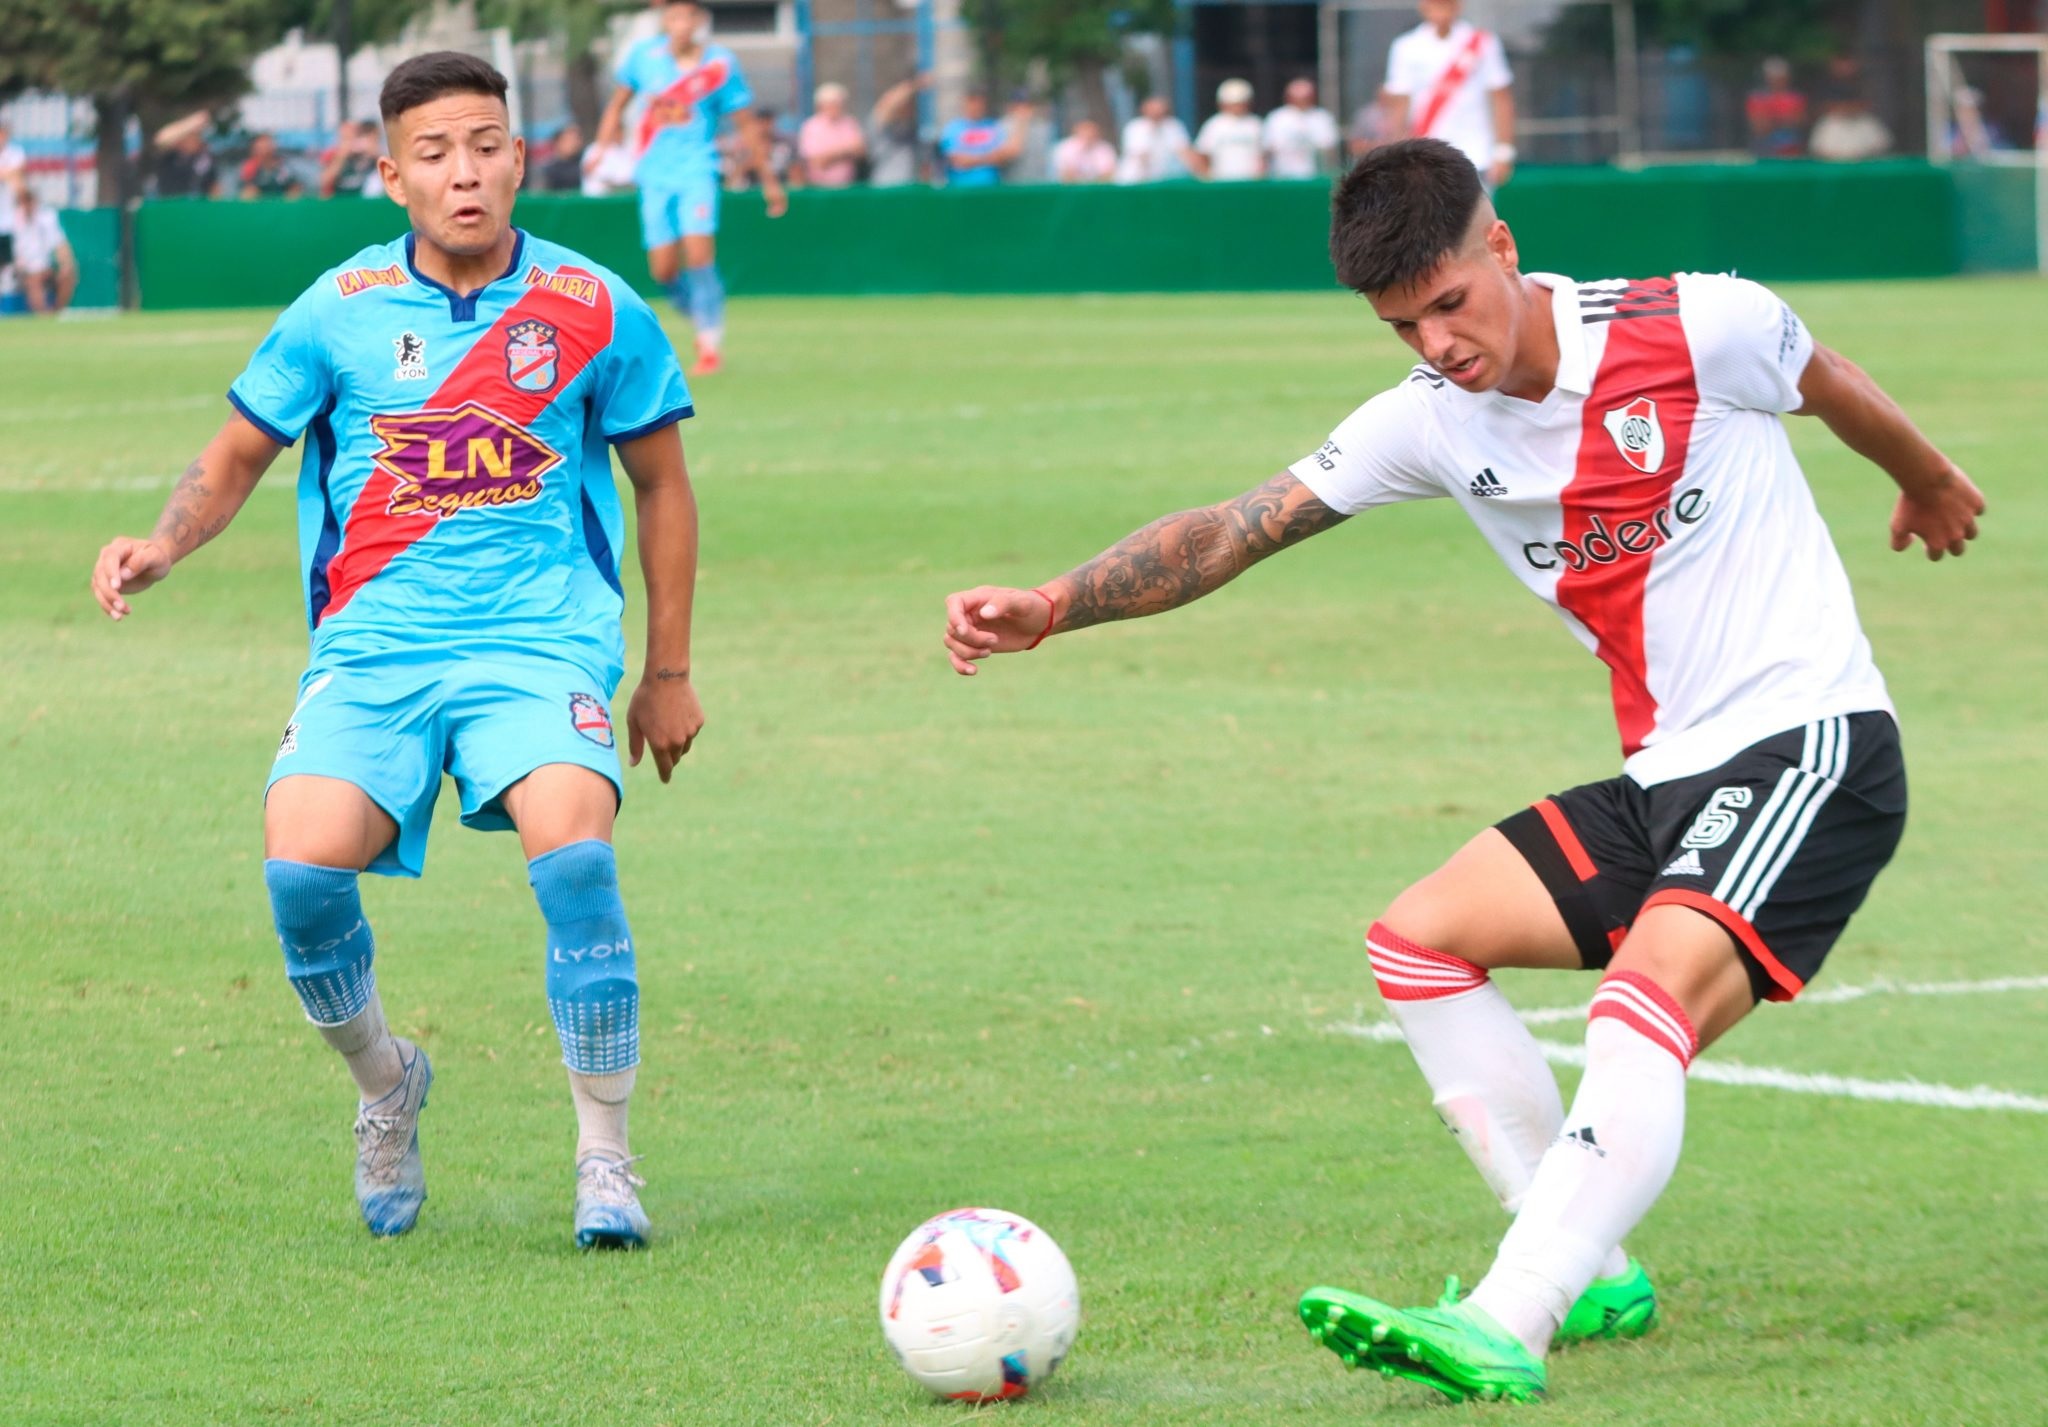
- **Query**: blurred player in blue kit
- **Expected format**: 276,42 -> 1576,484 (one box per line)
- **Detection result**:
598,0 -> 787,375
90,53 -> 704,1249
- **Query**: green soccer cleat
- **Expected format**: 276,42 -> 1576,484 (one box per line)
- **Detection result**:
1300,1284 -> 1548,1404
1556,1258 -> 1659,1346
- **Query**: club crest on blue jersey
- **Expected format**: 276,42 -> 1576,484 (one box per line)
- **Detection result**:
569,692 -> 614,747
506,320 -> 560,393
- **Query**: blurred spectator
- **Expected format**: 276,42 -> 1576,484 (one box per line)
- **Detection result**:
1265,78 -> 1339,179
1745,57 -> 1808,158
798,84 -> 866,189
1347,94 -> 1396,162
150,111 -> 220,199
239,134 -> 303,200
539,123 -> 588,192
319,120 -> 383,197
0,123 -> 24,187
580,134 -> 638,196
1384,0 -> 1516,188
6,181 -> 77,316
1116,95 -> 1194,183
1004,96 -> 1053,183
1810,57 -> 1891,162
938,91 -> 1012,187
869,74 -> 930,187
1052,120 -> 1118,183
1194,79 -> 1264,181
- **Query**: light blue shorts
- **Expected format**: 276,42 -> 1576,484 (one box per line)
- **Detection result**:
639,176 -> 720,247
265,653 -> 624,878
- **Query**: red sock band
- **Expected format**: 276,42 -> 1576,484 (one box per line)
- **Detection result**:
1589,970 -> 1697,1068
1366,922 -> 1489,1002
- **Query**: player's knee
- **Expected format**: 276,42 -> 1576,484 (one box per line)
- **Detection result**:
1375,880 -> 1466,960
1368,881 -> 1492,1004
264,859 -> 376,1026
530,840 -> 639,1075
1366,913 -> 1491,1005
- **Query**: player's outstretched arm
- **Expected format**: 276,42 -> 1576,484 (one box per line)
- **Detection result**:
746,110 -> 789,217
943,470 -> 1349,675
90,412 -> 283,621
595,86 -> 633,151
1795,342 -> 1986,561
616,425 -> 705,783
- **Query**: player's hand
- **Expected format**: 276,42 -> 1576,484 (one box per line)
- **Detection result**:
91,537 -> 173,620
763,179 -> 789,219
1487,158 -> 1514,189
943,585 -> 1056,676
626,672 -> 704,783
1890,465 -> 1985,561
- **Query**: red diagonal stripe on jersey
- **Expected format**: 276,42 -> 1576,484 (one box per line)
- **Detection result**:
318,272 -> 616,625
1557,287 -> 1698,757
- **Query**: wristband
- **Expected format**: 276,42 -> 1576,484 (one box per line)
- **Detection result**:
1024,588 -> 1058,651
1491,143 -> 1517,164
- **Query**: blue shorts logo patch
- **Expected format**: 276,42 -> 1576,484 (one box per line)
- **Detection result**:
569,693 -> 614,748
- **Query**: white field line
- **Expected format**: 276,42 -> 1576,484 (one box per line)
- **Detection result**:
1504,973 -> 2048,1027
1327,973 -> 2048,1114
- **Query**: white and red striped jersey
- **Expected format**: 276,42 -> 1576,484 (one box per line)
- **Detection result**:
1290,272 -> 1892,787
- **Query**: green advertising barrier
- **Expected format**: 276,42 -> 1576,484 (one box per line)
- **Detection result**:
135,159 -> 1964,312
1949,163 -> 2038,274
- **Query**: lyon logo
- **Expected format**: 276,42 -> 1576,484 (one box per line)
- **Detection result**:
1603,396 -> 1665,474
569,693 -> 614,748
506,319 -> 559,393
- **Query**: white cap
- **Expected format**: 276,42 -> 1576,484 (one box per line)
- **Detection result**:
1217,78 -> 1253,105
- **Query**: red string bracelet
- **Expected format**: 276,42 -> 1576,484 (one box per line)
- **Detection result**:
1024,588 -> 1058,650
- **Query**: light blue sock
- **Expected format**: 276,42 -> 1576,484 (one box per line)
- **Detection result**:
529,840 -> 639,1075
264,860 -> 376,1026
665,276 -> 691,317
683,264 -> 726,337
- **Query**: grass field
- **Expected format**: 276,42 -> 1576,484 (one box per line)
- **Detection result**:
2,278 -> 2045,1427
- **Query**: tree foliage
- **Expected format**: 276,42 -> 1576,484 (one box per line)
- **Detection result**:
963,0 -> 1179,93
476,0 -> 636,57
0,0 -> 289,112
1629,0 -> 1840,60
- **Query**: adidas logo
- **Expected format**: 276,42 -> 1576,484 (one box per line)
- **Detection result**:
1468,467 -> 1508,498
1563,1126 -> 1607,1157
1661,849 -> 1705,878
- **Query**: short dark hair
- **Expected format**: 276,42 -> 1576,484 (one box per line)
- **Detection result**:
1329,138 -> 1486,295
380,51 -> 509,123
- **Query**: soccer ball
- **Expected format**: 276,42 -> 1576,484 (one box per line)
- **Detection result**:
878,1207 -> 1080,1402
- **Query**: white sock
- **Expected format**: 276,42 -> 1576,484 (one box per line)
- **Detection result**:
1467,971 -> 1695,1355
569,1066 -> 636,1162
1370,922 -> 1629,1280
316,987 -> 405,1103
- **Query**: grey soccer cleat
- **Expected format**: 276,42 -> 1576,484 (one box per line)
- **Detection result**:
354,1039 -> 431,1237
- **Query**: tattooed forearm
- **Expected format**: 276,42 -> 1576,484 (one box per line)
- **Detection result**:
149,459 -> 233,557
1051,472 -> 1349,633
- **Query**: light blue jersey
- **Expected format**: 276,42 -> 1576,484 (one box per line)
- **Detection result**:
229,232 -> 692,876
230,230 -> 691,687
615,38 -> 753,188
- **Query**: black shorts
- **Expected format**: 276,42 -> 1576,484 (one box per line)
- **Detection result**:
1497,713 -> 1907,1002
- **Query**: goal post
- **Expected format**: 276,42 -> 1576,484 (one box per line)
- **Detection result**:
1925,32 -> 2047,274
